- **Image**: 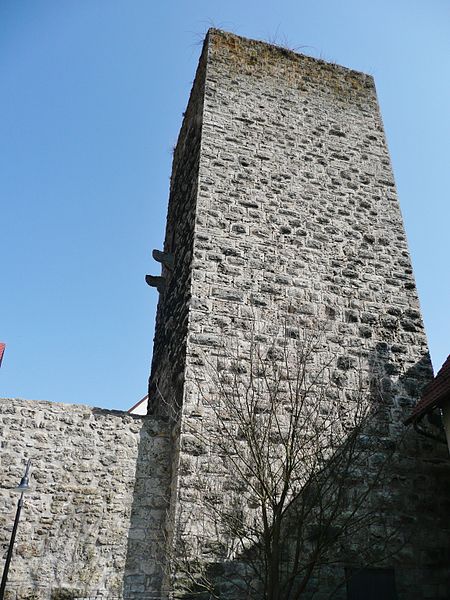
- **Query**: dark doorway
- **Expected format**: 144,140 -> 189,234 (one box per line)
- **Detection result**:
346,568 -> 397,600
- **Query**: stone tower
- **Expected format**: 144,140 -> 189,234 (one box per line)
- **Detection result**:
148,30 -> 450,599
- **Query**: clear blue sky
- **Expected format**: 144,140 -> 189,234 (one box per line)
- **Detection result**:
1,1 -> 449,410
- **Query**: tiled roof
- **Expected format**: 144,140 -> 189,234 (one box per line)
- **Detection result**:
405,355 -> 450,424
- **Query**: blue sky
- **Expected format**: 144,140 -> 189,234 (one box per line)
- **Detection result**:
1,1 -> 449,410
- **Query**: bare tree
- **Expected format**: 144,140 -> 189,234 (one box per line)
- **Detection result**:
164,323 -> 403,600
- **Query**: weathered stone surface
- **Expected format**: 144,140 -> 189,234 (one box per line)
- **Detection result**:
149,30 -> 450,599
2,29 -> 450,600
0,399 -> 170,600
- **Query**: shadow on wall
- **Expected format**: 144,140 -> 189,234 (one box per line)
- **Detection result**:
123,415 -> 171,600
167,344 -> 450,600
0,402 -> 173,600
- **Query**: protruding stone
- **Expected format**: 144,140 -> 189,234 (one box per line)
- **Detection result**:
145,275 -> 166,293
152,249 -> 174,270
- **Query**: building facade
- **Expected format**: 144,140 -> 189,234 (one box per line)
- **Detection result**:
147,29 -> 450,599
1,29 -> 449,600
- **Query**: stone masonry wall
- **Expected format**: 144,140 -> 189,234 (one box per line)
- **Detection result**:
0,30 -> 449,600
150,30 -> 450,599
0,399 -> 170,600
148,37 -> 208,418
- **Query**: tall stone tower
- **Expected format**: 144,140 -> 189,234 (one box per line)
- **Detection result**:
148,30 -> 450,599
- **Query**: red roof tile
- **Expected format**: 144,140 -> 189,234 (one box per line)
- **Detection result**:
405,355 -> 450,424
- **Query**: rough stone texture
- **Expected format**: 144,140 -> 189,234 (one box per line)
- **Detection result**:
0,399 -> 170,600
150,30 -> 450,598
148,38 -> 208,418
2,29 -> 450,600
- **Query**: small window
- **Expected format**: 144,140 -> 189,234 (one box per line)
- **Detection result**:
346,568 -> 397,600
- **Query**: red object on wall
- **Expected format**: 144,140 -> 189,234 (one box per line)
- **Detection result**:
0,343 -> 5,368
405,355 -> 450,424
